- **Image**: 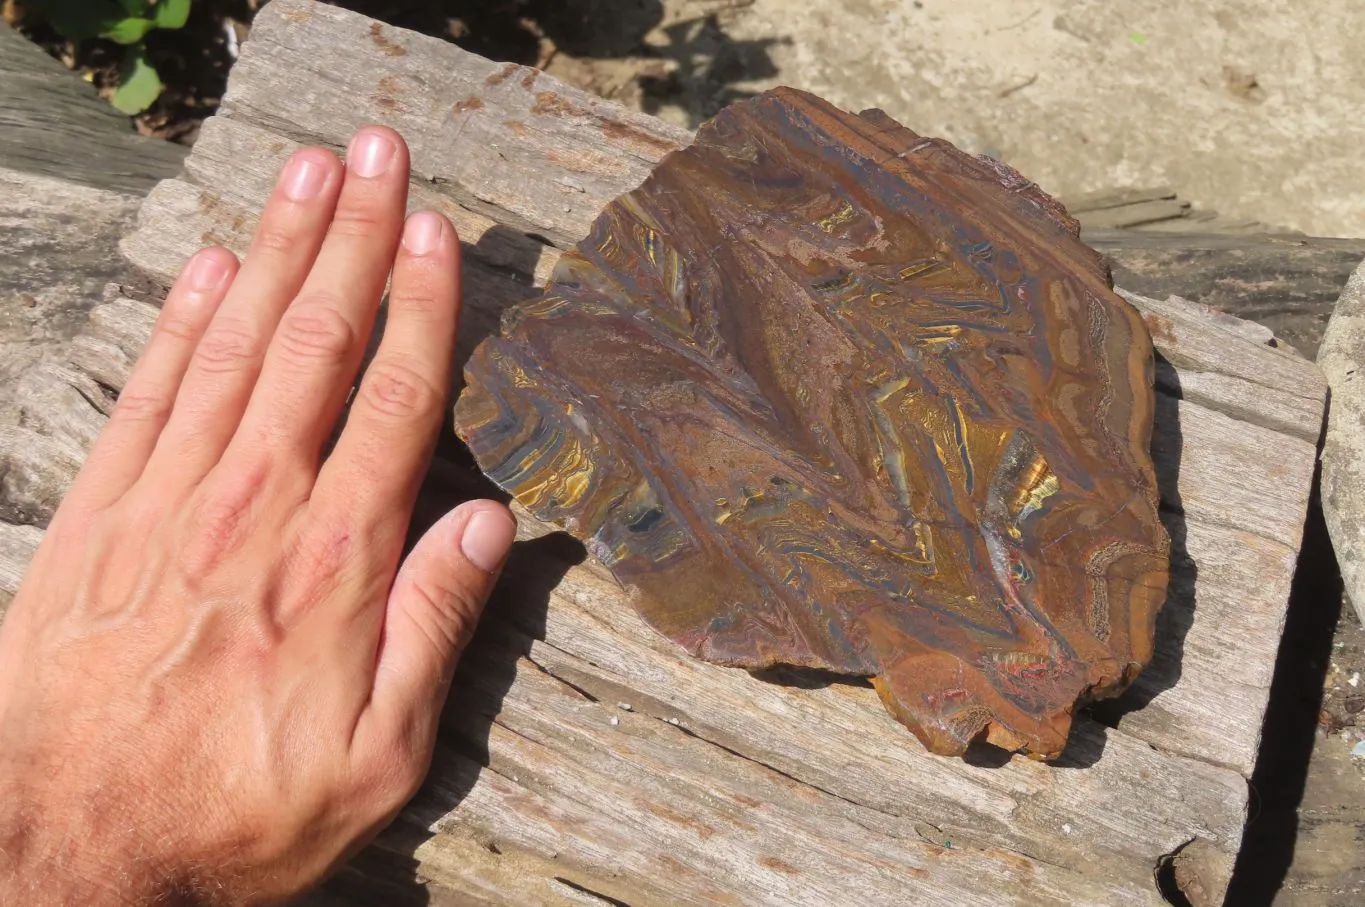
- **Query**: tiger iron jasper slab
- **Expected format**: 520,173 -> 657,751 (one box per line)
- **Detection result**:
455,87 -> 1170,759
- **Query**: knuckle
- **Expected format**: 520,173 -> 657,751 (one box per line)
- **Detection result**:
180,459 -> 269,580
156,309 -> 204,344
275,302 -> 356,366
358,359 -> 441,422
362,726 -> 428,808
409,577 -> 482,653
327,202 -> 387,239
288,516 -> 359,585
252,223 -> 301,256
178,489 -> 256,581
194,322 -> 260,375
390,283 -> 448,324
112,389 -> 173,425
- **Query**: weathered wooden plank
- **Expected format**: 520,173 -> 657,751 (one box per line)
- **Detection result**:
86,0 -> 1324,902
0,26 -> 185,195
1063,187 -> 1178,213
1130,210 -> 1271,235
1089,231 -> 1365,358
0,522 -> 42,615
119,12 -> 1323,748
1118,288 -> 1325,435
0,168 -> 142,392
412,664 -> 1175,907
1096,513 -> 1302,769
213,3 -> 684,248
0,427 -> 83,528
1077,197 -> 1192,230
0,25 -> 185,619
1061,188 -> 1272,236
509,560 -> 1248,862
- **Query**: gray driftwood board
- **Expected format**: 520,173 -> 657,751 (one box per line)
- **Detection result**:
0,2 -> 1330,904
0,24 -> 186,196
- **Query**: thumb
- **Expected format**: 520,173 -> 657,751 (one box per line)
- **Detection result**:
368,499 -> 516,738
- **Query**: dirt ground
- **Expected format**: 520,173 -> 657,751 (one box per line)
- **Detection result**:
543,0 -> 1365,239
17,0 -> 1365,240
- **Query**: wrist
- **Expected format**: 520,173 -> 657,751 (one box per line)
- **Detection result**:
0,786 -> 163,907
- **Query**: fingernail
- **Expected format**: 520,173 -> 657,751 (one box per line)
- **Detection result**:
349,129 -> 397,178
280,154 -> 327,200
402,210 -> 445,256
460,506 -> 517,574
187,250 -> 231,293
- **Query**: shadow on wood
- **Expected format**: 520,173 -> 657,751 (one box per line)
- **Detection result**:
335,0 -> 788,128
1224,462 -> 1344,906
1090,231 -> 1365,359
1087,355 -> 1194,765
317,452 -> 588,905
455,224 -> 544,382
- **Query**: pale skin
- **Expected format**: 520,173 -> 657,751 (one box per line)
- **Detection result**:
0,127 -> 517,905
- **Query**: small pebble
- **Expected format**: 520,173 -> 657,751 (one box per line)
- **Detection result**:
1350,672 -> 1360,688
617,702 -> 634,711
1062,823 -> 1072,834
610,716 -> 620,727
668,717 -> 680,725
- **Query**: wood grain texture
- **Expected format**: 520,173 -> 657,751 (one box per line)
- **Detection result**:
79,0 -> 1325,901
1063,187 -> 1272,235
0,168 -> 145,393
0,23 -> 177,613
0,25 -> 185,195
1093,231 -> 1365,359
0,522 -> 42,616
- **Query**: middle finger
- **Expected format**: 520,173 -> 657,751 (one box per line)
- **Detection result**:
230,126 -> 411,478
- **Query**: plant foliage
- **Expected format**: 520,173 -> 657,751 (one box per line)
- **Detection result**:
33,0 -> 191,114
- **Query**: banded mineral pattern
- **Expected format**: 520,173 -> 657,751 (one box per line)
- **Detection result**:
455,87 -> 1170,759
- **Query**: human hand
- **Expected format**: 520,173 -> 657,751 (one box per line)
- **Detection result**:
0,127 -> 516,905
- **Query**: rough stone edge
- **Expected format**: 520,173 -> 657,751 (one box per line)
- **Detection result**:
1318,258 -> 1365,625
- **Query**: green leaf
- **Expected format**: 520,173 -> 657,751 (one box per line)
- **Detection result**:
36,0 -> 123,41
151,0 -> 190,30
103,16 -> 156,44
32,0 -> 184,42
111,47 -> 163,115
